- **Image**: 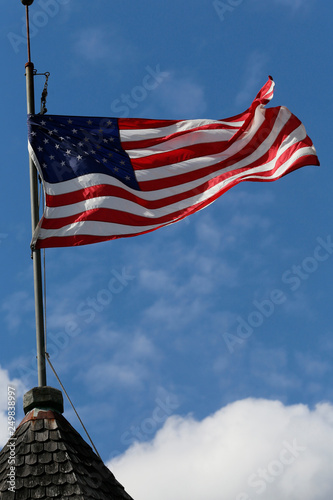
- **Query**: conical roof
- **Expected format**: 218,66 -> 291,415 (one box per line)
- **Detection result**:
0,387 -> 134,499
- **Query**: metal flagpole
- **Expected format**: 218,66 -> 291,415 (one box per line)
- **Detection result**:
22,0 -> 47,387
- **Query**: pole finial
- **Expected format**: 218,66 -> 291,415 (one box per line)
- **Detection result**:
21,0 -> 34,5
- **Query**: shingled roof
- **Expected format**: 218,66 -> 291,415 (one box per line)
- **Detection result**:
0,387 -> 134,499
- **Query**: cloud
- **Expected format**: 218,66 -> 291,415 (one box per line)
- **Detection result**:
295,351 -> 331,377
236,51 -> 269,107
254,0 -> 316,12
273,0 -> 312,10
74,27 -> 111,61
0,366 -> 26,447
1,291 -> 34,332
108,398 -> 333,500
80,330 -> 158,393
72,26 -> 136,66
148,73 -> 207,118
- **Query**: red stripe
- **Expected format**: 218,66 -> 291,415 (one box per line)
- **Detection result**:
130,139 -> 236,170
121,123 -> 239,151
137,110 -> 282,191
119,113 -> 249,130
41,198 -> 208,230
35,227 -> 162,248
119,118 -> 181,130
132,108 -> 275,173
47,181 -> 210,210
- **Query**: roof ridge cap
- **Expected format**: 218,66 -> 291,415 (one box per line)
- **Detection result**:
17,407 -> 64,429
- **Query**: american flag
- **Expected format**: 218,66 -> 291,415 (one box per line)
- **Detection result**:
28,77 -> 319,249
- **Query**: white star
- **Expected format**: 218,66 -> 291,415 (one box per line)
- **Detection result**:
50,155 -> 55,160
102,158 -> 107,163
59,136 -> 64,141
55,144 -> 60,150
114,167 -> 119,172
107,120 -> 112,126
66,149 -> 71,155
38,146 -> 43,152
43,139 -> 49,144
68,119 -> 73,124
120,160 -> 125,165
72,129 -> 78,134
49,131 -> 53,136
90,150 -> 96,154
31,131 -> 36,136
125,176 -> 130,181
109,137 -> 115,142
103,139 -> 108,143
87,120 -> 93,125
42,163 -> 47,168
41,120 -> 46,126
61,161 -> 66,167
77,155 -> 82,161
78,142 -> 84,147
53,129 -> 58,134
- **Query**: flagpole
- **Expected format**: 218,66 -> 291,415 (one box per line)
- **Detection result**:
22,0 -> 47,387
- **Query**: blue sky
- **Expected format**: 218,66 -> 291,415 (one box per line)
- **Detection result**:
1,1 -> 333,499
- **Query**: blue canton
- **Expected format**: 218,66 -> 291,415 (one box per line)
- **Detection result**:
27,115 -> 140,191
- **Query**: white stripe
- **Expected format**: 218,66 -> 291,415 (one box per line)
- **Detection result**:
126,127 -> 237,159
37,219 -> 164,239
44,172 -> 126,196
119,118 -> 244,142
135,108 -> 267,179
266,80 -> 275,99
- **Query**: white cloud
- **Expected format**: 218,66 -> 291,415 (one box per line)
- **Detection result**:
74,27 -> 111,61
222,189 -> 275,209
254,0 -> 316,12
86,361 -> 147,390
143,296 -> 205,331
295,351 -> 331,377
273,0 -> 311,10
73,26 -> 136,66
236,51 -> 269,107
0,366 -> 26,447
81,330 -> 158,392
149,73 -> 207,118
108,398 -> 333,500
139,268 -> 176,294
1,291 -> 34,332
